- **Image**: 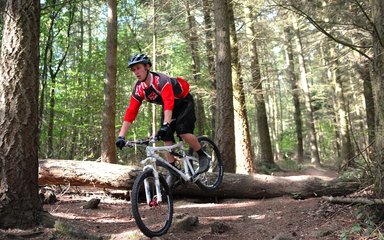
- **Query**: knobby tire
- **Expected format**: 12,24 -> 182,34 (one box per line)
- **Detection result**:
131,169 -> 173,237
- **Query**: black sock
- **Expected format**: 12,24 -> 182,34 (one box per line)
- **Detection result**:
197,149 -> 205,157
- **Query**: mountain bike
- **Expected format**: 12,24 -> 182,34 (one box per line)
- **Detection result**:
125,135 -> 224,238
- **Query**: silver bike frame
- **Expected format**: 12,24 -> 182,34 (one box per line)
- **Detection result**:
139,140 -> 200,204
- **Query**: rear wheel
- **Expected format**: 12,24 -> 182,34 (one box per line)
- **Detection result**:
131,169 -> 173,237
189,136 -> 224,191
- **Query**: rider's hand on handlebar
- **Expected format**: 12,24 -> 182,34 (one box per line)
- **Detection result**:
155,122 -> 171,140
115,136 -> 126,150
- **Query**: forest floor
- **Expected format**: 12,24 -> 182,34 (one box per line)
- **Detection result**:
0,166 -> 382,240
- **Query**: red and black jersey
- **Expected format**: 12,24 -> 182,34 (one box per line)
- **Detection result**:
124,72 -> 190,123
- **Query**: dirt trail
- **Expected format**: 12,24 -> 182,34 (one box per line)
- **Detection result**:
0,167 -> 359,240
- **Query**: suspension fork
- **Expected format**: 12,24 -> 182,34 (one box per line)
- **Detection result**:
143,165 -> 163,205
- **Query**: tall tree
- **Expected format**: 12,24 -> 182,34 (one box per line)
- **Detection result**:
101,0 -> 117,163
292,15 -> 321,166
202,0 -> 216,137
244,5 -> 275,166
213,0 -> 236,173
39,2 -> 64,132
355,60 -> 375,146
46,3 -> 74,158
332,57 -> 354,168
372,0 -> 384,197
185,0 -> 205,136
229,2 -> 255,173
151,0 -> 157,137
0,0 -> 41,228
284,24 -> 304,163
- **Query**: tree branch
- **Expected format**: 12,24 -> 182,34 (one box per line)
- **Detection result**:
272,2 -> 372,61
323,196 -> 384,205
353,0 -> 384,49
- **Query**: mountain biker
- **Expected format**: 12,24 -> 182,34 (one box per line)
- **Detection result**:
115,53 -> 210,185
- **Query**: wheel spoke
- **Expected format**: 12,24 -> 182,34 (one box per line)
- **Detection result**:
131,170 -> 173,237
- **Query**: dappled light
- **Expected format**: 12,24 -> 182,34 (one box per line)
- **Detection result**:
35,191 -> 357,239
175,200 -> 261,209
2,0 -> 384,238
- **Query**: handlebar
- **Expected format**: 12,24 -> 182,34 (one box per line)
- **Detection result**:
124,136 -> 157,147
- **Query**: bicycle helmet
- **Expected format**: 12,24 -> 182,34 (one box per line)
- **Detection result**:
128,53 -> 152,68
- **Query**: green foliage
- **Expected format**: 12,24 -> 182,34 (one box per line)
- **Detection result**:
317,121 -> 337,162
255,161 -> 281,175
343,205 -> 384,239
34,0 -> 372,180
277,158 -> 302,172
338,169 -> 362,182
279,127 -> 299,155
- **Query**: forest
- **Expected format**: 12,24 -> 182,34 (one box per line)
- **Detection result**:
27,0 -> 381,182
1,0 -> 384,238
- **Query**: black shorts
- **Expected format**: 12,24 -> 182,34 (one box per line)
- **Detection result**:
161,94 -> 196,142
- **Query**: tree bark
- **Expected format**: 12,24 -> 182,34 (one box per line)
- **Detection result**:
244,5 -> 275,165
202,0 -> 216,138
229,2 -> 255,174
0,0 -> 41,229
333,59 -> 354,167
372,0 -> 384,197
185,0 -> 205,136
101,0 -> 117,163
38,160 -> 359,199
292,16 -> 321,166
39,160 -> 141,189
213,0 -> 236,173
284,25 -> 304,163
355,61 -> 375,146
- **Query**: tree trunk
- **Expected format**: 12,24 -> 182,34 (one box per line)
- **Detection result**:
355,61 -> 375,146
38,160 -> 360,199
0,0 -> 41,229
293,16 -> 321,166
284,25 -> 304,163
39,6 -> 61,135
372,0 -> 384,197
213,0 -> 236,173
244,5 -> 274,165
101,0 -> 117,163
202,0 -> 216,138
229,2 -> 255,174
151,0 -> 157,137
333,60 -> 354,167
47,72 -> 56,158
42,2 -> 74,158
185,0 -> 205,136
39,160 -> 140,189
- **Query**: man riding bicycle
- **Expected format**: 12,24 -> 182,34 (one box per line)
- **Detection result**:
115,53 -> 210,185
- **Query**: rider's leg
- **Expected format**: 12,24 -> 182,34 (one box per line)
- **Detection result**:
179,133 -> 210,175
164,140 -> 176,163
163,140 -> 179,188
179,133 -> 200,151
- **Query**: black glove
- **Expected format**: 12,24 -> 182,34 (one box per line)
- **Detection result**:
115,136 -> 126,150
156,122 -> 171,140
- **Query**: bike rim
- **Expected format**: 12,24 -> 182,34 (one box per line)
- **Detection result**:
133,175 -> 173,236
190,138 -> 223,189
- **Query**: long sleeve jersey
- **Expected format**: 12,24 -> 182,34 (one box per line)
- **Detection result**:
124,72 -> 190,123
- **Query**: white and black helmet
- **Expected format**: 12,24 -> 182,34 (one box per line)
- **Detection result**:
128,53 -> 152,68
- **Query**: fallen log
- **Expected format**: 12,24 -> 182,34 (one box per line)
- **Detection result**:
39,159 -> 142,189
322,196 -> 384,205
39,159 -> 360,199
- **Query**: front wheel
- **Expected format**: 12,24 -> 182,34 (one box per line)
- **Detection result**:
131,169 -> 173,237
189,136 -> 224,191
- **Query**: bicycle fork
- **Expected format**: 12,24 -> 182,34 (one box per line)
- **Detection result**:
143,165 -> 162,206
